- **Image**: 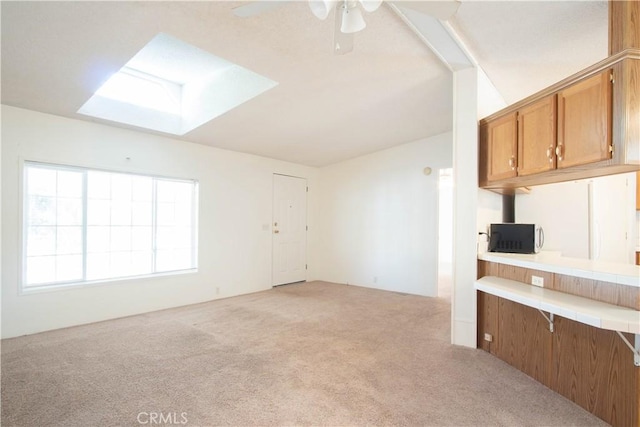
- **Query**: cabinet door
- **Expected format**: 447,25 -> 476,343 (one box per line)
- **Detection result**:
485,112 -> 518,181
517,95 -> 557,176
557,70 -> 612,169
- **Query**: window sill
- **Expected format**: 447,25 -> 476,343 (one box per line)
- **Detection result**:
19,268 -> 198,295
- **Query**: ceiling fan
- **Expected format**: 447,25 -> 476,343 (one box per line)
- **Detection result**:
232,0 -> 461,55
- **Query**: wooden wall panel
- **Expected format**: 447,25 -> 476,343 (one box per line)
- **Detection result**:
477,260 -> 640,427
477,260 -> 489,279
479,260 -> 640,310
480,260 -> 554,288
496,298 -> 553,388
553,317 -> 638,427
477,291 -> 499,354
552,274 -> 640,310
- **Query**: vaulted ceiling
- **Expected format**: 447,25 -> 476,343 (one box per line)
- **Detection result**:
1,1 -> 608,167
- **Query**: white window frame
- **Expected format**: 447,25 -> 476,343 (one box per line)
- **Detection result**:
21,161 -> 199,292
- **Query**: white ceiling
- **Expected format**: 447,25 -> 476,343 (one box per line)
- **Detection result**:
1,1 -> 608,167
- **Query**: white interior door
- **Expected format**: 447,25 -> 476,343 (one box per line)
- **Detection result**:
272,174 -> 307,286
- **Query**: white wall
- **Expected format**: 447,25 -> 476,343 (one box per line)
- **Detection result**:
1,106 -> 319,338
515,173 -> 636,263
516,181 -> 590,258
451,67 -> 479,347
315,133 -> 452,297
476,189 -> 502,253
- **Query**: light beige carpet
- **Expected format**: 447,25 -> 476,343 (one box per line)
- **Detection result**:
2,281 -> 606,426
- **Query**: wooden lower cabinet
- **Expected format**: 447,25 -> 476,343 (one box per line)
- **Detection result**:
477,261 -> 639,427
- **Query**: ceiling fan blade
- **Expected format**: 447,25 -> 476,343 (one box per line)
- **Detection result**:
232,1 -> 290,18
392,0 -> 461,20
334,6 -> 354,55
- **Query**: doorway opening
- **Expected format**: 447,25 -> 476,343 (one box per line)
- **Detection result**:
437,168 -> 453,300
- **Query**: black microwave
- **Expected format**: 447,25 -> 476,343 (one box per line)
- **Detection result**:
489,223 -> 544,254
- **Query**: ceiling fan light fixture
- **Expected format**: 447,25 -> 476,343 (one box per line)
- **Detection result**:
358,0 -> 382,13
309,0 -> 337,20
341,5 -> 366,33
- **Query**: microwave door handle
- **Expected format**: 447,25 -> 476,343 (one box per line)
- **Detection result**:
538,227 -> 544,249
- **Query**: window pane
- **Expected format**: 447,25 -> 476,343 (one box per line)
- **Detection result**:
132,201 -> 152,226
28,196 -> 57,225
86,253 -> 109,280
87,171 -> 111,199
110,201 -> 132,226
173,227 -> 192,249
87,200 -> 110,225
87,226 -> 110,253
26,256 -> 56,285
157,202 -> 175,226
57,170 -> 83,198
110,227 -> 131,251
155,250 -> 175,272
131,251 -> 152,275
175,202 -> 192,226
172,249 -> 192,270
174,182 -> 193,205
132,176 -> 152,201
156,226 -> 175,250
111,174 -> 132,201
28,168 -> 56,196
56,254 -> 83,282
57,198 -> 83,226
56,226 -> 82,255
156,249 -> 191,272
110,251 -> 132,277
157,180 -> 178,202
27,226 -> 56,256
131,226 -> 152,251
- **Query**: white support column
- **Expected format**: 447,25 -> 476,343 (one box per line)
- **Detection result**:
451,67 -> 479,347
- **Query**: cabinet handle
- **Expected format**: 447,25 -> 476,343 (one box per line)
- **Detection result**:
546,146 -> 554,163
555,144 -> 564,161
508,156 -> 516,170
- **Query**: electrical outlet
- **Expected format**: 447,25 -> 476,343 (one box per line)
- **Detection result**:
484,333 -> 493,342
531,275 -> 544,287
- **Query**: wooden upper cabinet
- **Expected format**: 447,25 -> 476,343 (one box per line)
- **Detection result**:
517,95 -> 557,176
478,54 -> 639,190
557,70 -> 613,169
484,112 -> 518,182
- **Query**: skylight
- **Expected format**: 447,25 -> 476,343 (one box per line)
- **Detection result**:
95,67 -> 181,115
78,33 -> 278,135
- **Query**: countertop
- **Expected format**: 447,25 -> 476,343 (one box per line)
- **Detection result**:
475,276 -> 640,334
478,251 -> 640,288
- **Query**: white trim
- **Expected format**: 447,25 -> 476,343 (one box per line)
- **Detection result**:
19,268 -> 198,296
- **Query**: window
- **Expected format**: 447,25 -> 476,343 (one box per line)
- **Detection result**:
23,162 -> 198,290
95,67 -> 182,115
